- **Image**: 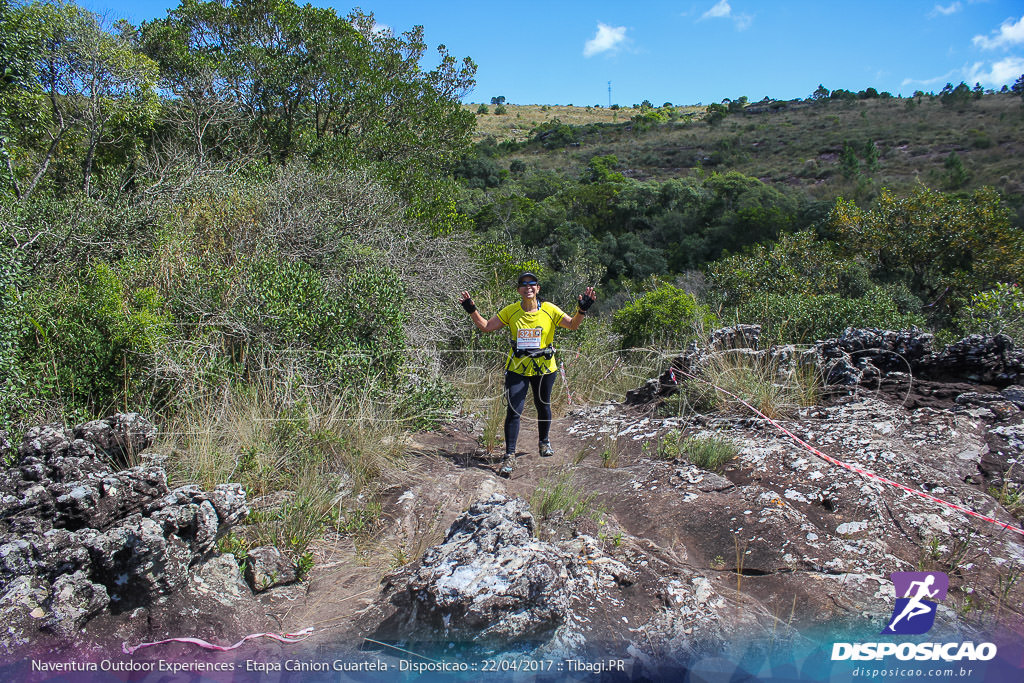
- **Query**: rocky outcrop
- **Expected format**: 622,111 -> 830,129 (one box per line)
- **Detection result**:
0,414 -> 249,655
373,495 -> 572,645
367,493 -> 793,662
626,327 -> 1024,405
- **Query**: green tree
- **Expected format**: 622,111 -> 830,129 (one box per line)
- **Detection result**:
863,140 -> 879,172
3,1 -> 158,198
829,185 -> 1022,317
839,142 -> 860,179
727,95 -> 748,113
705,102 -> 728,126
811,84 -> 830,100
939,81 -> 972,109
707,231 -> 860,306
1012,74 -> 1024,98
0,0 -> 37,195
140,0 -> 476,183
944,151 -> 969,189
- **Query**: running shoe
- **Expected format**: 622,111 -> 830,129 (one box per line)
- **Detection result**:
539,441 -> 554,457
498,454 -> 516,478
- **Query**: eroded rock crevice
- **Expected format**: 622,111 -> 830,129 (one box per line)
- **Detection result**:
0,414 -> 254,655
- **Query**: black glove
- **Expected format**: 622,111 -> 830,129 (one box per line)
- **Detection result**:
577,293 -> 595,313
461,297 -> 477,314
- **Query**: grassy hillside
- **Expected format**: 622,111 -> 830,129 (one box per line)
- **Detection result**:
465,103 -> 704,142
467,95 -> 1024,212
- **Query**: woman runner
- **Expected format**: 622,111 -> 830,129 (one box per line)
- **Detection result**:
459,272 -> 596,477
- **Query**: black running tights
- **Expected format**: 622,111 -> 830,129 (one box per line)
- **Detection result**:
503,370 -> 556,453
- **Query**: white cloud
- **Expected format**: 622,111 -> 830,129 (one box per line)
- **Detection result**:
734,13 -> 753,31
702,0 -> 731,20
372,22 -> 391,36
967,56 -> 1024,85
903,56 -> 1024,88
931,2 -> 962,16
699,0 -> 753,31
901,69 -> 959,87
583,22 -> 628,57
972,15 -> 1024,49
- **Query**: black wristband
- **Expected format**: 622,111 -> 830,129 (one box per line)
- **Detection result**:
575,307 -> 586,317
461,298 -> 477,314
578,294 -> 595,312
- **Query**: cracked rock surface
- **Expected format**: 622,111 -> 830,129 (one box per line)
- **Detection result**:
0,414 -> 258,657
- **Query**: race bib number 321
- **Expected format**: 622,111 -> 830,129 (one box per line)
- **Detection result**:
517,328 -> 542,350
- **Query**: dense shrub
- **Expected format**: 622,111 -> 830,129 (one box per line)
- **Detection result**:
238,249 -> 406,381
736,288 -> 926,343
530,120 -> 580,149
630,109 -> 668,131
454,154 -> 505,189
612,283 -> 718,349
706,231 -> 862,306
580,155 -> 624,184
954,282 -> 1024,342
17,262 -> 170,421
829,185 -> 1021,321
0,242 -> 26,428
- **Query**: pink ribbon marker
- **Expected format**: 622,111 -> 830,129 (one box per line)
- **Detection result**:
123,627 -> 314,655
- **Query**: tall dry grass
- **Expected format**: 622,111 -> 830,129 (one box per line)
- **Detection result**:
666,349 -> 821,421
156,369 -> 416,561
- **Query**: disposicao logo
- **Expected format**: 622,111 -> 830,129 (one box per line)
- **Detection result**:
881,571 -> 948,635
831,571 -> 998,662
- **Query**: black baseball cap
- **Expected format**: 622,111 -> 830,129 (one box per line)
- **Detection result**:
517,272 -> 539,287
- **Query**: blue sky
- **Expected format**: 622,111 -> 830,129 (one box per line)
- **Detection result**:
85,0 -> 1024,106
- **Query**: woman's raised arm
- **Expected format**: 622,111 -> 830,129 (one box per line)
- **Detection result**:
460,291 -> 506,332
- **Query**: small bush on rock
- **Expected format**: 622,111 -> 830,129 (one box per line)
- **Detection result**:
680,435 -> 738,471
530,472 -> 600,521
657,431 -> 737,471
612,283 -> 718,350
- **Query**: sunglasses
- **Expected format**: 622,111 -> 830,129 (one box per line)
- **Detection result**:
518,281 -> 539,287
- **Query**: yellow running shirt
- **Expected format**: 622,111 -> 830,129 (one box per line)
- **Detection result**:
497,301 -> 568,376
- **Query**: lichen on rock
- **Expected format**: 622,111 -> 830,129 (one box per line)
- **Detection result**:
0,413 -> 251,656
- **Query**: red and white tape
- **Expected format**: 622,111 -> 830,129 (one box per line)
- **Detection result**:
668,367 -> 1024,537
122,627 -> 314,655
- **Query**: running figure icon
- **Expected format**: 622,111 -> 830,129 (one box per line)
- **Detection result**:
882,571 -> 948,635
886,575 -> 939,631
